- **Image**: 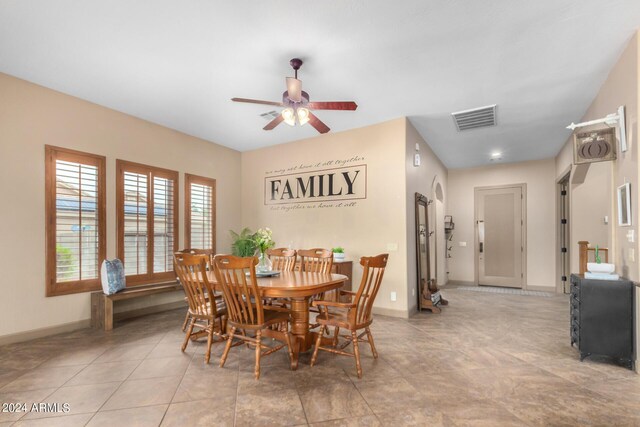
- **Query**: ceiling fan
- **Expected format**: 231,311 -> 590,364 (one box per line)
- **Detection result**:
231,58 -> 358,134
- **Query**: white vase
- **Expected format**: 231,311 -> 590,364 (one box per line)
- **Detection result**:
257,251 -> 273,273
334,253 -> 345,261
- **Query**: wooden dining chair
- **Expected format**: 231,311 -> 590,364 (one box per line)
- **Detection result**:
177,248 -> 218,331
267,248 -> 297,271
310,254 -> 389,378
298,248 -> 334,273
265,248 -> 297,310
213,254 -> 295,379
298,248 -> 335,325
174,252 -> 227,364
180,248 -> 215,265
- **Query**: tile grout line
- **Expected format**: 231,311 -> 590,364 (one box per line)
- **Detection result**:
339,328 -> 380,423
233,349 -> 240,427
158,343 -> 196,427
84,333 -> 168,425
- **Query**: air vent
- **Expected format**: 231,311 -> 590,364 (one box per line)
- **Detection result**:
260,110 -> 280,121
451,104 -> 497,131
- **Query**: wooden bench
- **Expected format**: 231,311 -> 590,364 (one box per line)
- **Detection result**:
91,282 -> 183,331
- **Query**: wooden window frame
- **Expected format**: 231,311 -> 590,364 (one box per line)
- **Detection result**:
184,173 -> 217,252
45,145 -> 106,297
116,160 -> 179,286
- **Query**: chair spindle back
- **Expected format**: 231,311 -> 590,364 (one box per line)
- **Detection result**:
213,255 -> 264,326
353,254 -> 389,325
178,248 -> 214,269
267,248 -> 297,272
298,248 -> 334,274
174,253 -> 217,318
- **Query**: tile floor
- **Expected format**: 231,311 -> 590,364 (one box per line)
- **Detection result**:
1,287 -> 639,426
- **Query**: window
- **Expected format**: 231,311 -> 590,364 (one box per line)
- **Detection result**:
45,146 -> 106,296
185,174 -> 216,251
116,160 -> 178,285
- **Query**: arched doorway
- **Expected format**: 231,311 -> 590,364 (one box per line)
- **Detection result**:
429,178 -> 447,287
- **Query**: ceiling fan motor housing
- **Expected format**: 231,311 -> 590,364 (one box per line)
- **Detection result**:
283,90 -> 309,108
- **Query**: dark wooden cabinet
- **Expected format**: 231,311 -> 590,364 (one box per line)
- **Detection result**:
332,260 -> 353,292
570,274 -> 635,370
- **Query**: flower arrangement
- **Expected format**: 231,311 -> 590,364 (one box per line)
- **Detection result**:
254,228 -> 275,254
332,247 -> 344,254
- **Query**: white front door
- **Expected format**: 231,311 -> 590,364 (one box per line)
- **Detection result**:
476,186 -> 524,288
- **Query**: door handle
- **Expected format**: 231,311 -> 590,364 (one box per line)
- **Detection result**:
477,220 -> 485,254
479,242 -> 483,253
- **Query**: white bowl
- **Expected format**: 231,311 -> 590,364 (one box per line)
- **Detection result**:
587,262 -> 615,274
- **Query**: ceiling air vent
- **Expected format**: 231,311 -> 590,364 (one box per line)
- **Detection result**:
260,110 -> 280,121
451,104 -> 497,131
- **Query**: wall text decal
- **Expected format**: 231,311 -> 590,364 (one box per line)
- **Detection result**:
264,164 -> 367,206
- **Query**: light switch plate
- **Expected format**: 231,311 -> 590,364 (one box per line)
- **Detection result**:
390,291 -> 397,302
627,230 -> 635,243
459,242 -> 467,247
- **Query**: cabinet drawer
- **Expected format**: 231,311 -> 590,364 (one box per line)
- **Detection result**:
571,325 -> 579,336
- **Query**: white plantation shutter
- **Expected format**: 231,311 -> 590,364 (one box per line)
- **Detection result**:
117,160 -> 178,285
185,174 -> 216,251
153,176 -> 175,273
123,171 -> 148,276
46,146 -> 106,296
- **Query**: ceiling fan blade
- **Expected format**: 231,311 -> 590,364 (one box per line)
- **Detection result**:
232,97 -> 284,107
308,112 -> 330,134
263,115 -> 284,131
307,101 -> 358,111
286,77 -> 302,102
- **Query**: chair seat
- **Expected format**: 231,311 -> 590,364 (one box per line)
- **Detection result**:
189,299 -> 227,318
228,307 -> 290,330
315,310 -> 351,328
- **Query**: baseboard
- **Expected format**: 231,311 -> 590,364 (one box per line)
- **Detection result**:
0,300 -> 187,346
372,306 -> 410,319
0,319 -> 91,346
525,284 -> 556,292
444,280 -> 475,286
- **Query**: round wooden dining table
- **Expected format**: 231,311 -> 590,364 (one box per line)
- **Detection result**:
205,270 -> 347,369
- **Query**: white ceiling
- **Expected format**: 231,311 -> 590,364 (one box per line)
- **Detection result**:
1,1 -> 639,168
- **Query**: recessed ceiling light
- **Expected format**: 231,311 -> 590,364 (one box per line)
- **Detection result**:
490,152 -> 502,161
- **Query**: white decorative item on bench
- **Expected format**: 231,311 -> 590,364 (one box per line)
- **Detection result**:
585,262 -> 618,280
587,262 -> 615,274
100,259 -> 126,295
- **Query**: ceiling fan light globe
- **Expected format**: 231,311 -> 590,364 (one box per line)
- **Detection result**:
297,108 -> 310,126
282,107 -> 296,126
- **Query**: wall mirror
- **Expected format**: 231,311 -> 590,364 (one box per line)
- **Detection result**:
617,183 -> 631,226
415,193 -> 442,312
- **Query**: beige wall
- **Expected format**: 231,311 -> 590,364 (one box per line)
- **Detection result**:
0,73 -> 242,339
405,120 -> 448,313
556,32 -> 638,281
571,163 -> 613,273
447,159 -> 557,289
241,118 -> 411,316
555,31 -> 639,371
